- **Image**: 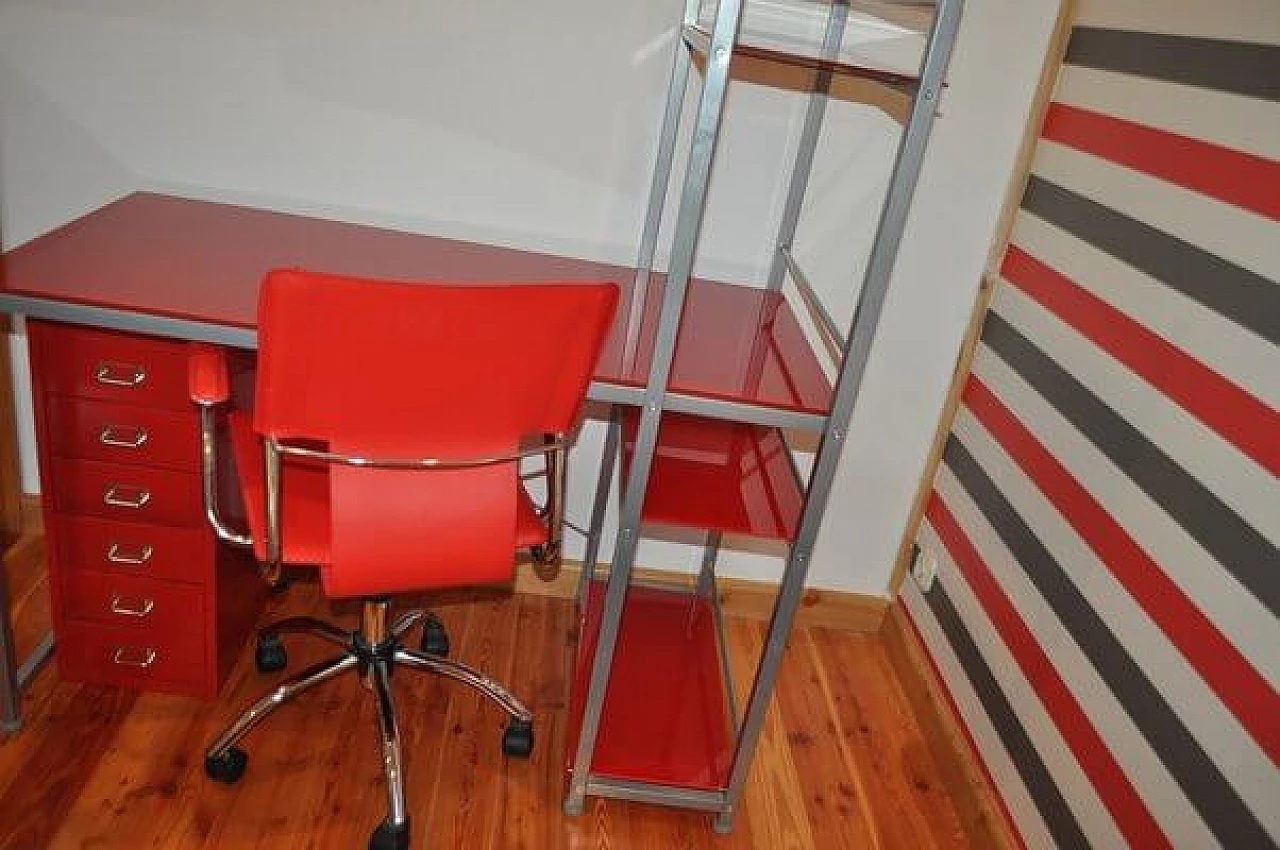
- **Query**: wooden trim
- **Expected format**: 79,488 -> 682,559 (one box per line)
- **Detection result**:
19,494 -> 42,537
980,0 -> 1078,278
516,558 -> 888,632
886,270 -> 998,593
889,0 -> 1078,594
881,603 -> 1022,850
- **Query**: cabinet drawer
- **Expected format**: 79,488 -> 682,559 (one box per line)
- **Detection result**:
55,514 -> 211,585
63,570 -> 205,634
47,395 -> 198,472
31,321 -> 189,412
57,619 -> 207,694
50,457 -> 202,526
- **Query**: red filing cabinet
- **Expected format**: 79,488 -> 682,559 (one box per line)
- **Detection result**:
28,320 -> 267,699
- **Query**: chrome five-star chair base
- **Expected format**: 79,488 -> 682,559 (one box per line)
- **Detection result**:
203,600 -> 534,850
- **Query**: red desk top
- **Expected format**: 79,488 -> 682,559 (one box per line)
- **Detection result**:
1,193 -> 832,422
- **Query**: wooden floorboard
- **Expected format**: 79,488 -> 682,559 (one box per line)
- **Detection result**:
2,562 -> 971,849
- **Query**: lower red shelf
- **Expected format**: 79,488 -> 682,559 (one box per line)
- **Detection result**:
566,579 -> 733,791
621,410 -> 803,540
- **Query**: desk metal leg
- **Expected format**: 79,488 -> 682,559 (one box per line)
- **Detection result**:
0,617 -> 17,732
1,632 -> 56,732
0,562 -> 19,731
2,575 -> 55,732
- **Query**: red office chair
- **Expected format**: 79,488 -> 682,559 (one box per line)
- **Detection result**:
189,269 -> 618,850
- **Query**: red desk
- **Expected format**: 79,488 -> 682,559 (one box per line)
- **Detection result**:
1,192 -> 831,429
0,192 -> 831,719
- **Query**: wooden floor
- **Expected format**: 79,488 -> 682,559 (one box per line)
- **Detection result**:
1,552 -> 968,849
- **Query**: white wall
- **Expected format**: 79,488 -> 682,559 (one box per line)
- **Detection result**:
0,0 -> 1061,599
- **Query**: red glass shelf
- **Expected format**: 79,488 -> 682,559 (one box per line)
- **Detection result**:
599,276 -> 833,418
621,410 -> 804,540
1,192 -> 832,419
566,579 -> 733,791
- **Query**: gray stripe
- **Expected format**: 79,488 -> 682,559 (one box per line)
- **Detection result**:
1065,27 -> 1280,101
983,311 -> 1278,614
943,435 -> 1271,847
920,581 -> 1091,849
1022,176 -> 1280,346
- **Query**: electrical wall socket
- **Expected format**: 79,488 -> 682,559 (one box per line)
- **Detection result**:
910,544 -> 938,592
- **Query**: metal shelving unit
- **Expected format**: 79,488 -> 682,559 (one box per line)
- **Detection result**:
566,0 -> 963,830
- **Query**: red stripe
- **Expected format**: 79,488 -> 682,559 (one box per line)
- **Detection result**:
1042,102 -> 1280,221
1001,245 -> 1280,476
926,493 -> 1171,850
898,602 -> 1028,850
963,376 -> 1280,763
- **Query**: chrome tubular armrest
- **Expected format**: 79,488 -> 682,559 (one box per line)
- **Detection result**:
196,402 -> 254,549
271,437 -> 569,469
537,434 -> 568,566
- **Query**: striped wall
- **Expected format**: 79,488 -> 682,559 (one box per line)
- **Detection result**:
900,2 -> 1279,847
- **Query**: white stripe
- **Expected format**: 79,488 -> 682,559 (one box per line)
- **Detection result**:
970,345 -> 1279,684
1053,65 -> 1280,161
1031,139 -> 1280,281
991,284 -> 1280,549
902,556 -> 1057,850
1071,0 -> 1280,44
932,464 -> 1209,849
1009,212 -> 1280,409
951,408 -> 1276,841
919,521 -> 1127,849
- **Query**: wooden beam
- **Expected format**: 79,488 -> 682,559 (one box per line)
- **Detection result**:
889,0 -> 1078,594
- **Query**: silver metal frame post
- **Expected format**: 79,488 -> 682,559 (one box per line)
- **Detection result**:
697,530 -> 739,728
566,0 -> 749,816
765,0 -> 851,292
716,0 -> 964,832
622,0 -> 705,367
716,0 -> 850,411
577,409 -> 622,602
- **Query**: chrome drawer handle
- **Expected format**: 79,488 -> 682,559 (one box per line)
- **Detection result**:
107,542 -> 154,565
99,426 -> 149,449
95,362 -> 147,387
112,646 -> 157,667
103,485 -> 151,509
110,594 -> 155,617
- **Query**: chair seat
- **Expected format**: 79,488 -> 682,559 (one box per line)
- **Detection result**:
229,413 -> 548,567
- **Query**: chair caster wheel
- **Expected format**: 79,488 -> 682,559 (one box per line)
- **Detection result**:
205,747 -> 248,784
369,816 -> 410,850
502,718 -> 534,758
419,614 -> 449,658
255,633 -> 287,673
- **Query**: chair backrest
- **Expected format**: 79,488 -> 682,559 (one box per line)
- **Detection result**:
254,268 -> 618,596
